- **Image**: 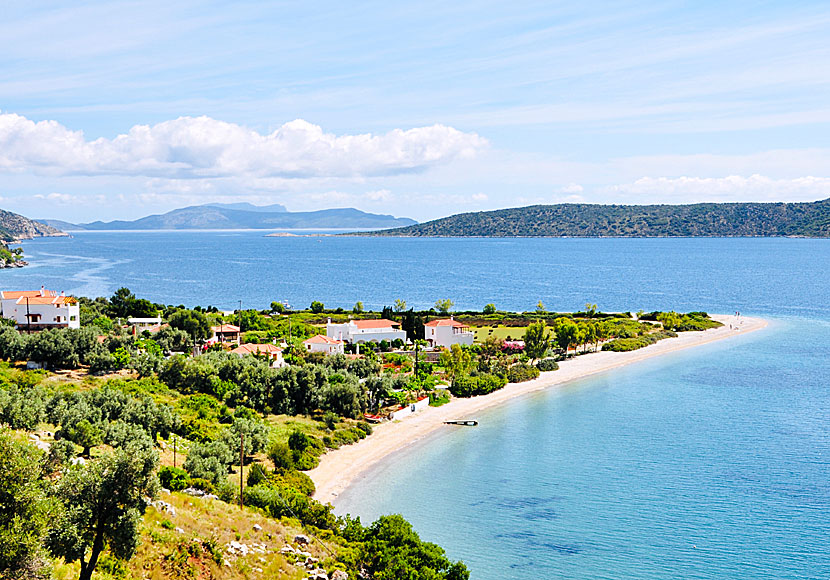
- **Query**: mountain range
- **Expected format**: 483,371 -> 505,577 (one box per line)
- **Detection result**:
362,198 -> 830,237
39,204 -> 416,231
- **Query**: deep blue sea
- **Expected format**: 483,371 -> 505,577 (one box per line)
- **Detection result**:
8,231 -> 830,579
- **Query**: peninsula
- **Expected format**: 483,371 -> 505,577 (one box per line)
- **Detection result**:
360,198 -> 830,237
308,314 -> 767,505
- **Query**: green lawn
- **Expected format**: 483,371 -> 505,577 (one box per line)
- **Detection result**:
472,324 -> 530,342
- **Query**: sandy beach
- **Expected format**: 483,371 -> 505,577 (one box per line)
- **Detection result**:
309,314 -> 768,506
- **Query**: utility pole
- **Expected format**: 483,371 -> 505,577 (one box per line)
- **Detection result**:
173,436 -> 177,468
26,297 -> 31,334
238,299 -> 242,332
239,432 -> 244,509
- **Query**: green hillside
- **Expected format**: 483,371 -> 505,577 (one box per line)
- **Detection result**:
365,198 -> 830,237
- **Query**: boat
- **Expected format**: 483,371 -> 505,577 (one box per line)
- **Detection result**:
444,420 -> 478,426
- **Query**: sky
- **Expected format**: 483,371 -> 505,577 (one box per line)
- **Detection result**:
2,0 -> 830,223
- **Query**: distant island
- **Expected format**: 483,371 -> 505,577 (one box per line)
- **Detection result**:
39,203 -> 417,231
359,198 -> 830,237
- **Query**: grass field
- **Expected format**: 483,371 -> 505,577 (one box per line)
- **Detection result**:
472,324 -> 530,342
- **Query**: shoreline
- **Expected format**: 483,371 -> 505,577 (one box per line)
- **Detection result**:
308,314 -> 768,506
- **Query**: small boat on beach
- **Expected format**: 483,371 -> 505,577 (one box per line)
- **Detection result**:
444,420 -> 478,426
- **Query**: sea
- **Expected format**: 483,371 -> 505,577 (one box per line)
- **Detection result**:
7,231 -> 830,579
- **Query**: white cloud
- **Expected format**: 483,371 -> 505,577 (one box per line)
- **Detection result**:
606,174 -> 830,202
0,112 -> 487,179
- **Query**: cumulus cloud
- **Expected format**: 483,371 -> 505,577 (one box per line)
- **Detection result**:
607,174 -> 830,201
0,112 -> 487,179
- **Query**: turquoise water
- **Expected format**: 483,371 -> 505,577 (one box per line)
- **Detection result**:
7,232 -> 830,578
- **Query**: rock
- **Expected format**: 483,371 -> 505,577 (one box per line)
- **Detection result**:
280,545 -> 297,554
203,494 -> 219,500
307,568 -> 329,580
175,527 -> 185,533
181,487 -> 206,497
253,523 -> 262,531
152,500 -> 176,516
330,571 -> 349,580
160,488 -> 171,494
305,556 -> 319,565
299,551 -> 312,559
294,534 -> 310,545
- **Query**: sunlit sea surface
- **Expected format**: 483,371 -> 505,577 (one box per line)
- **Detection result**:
8,232 -> 830,579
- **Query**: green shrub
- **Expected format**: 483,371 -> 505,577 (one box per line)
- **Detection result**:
188,478 -> 215,494
602,330 -> 677,352
158,465 -> 190,491
246,462 -> 268,487
507,363 -> 540,383
450,374 -> 507,397
536,358 -> 559,372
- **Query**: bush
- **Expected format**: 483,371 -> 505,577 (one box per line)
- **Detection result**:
450,374 -> 507,397
507,363 -> 540,383
536,358 -> 559,372
159,466 -> 190,491
267,441 -> 294,470
602,330 -> 677,352
189,478 -> 215,494
246,463 -> 268,487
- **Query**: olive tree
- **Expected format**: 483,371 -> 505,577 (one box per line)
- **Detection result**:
47,445 -> 159,580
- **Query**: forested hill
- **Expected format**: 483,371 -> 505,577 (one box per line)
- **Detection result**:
366,198 -> 830,237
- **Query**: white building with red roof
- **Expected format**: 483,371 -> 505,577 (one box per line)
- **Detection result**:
231,343 -> 286,367
303,334 -> 345,355
0,286 -> 80,329
326,318 -> 407,344
209,324 -> 241,345
425,317 -> 474,348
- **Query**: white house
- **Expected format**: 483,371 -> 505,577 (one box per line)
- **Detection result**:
230,343 -> 286,367
424,317 -> 474,348
0,287 -> 80,330
326,318 -> 407,344
304,334 -> 345,355
127,317 -> 162,328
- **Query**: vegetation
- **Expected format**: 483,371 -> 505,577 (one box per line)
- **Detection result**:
363,198 -> 830,237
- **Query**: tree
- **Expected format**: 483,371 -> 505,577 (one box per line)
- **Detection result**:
657,311 -> 682,331
553,318 -> 579,358
483,303 -> 496,314
585,303 -> 598,318
47,446 -> 159,580
523,321 -> 549,362
26,329 -> 79,369
434,299 -> 454,315
108,287 -> 135,319
394,299 -> 407,312
439,344 -> 473,382
0,430 -> 56,580
167,309 -> 210,342
536,300 -> 546,314
353,301 -> 364,314
63,419 -> 103,457
362,514 -> 470,580
270,301 -> 285,314
310,301 -> 324,314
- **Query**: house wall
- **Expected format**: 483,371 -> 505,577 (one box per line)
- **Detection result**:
389,397 -> 430,420
4,302 -> 79,329
306,342 -> 345,355
433,325 -> 474,347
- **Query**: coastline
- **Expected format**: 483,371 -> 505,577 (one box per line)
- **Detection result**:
308,314 -> 768,506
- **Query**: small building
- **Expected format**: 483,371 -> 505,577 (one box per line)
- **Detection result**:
0,287 -> 80,330
231,343 -> 285,367
210,324 -> 241,345
326,318 -> 407,344
127,317 -> 162,329
304,334 -> 345,355
425,317 -> 474,348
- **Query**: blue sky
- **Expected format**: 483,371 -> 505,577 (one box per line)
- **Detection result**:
2,1 -> 830,222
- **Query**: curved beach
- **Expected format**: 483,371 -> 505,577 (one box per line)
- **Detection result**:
309,314 -> 768,506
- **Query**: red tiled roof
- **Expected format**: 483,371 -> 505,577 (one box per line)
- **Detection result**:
15,295 -> 76,305
231,343 -> 283,355
425,318 -> 468,328
352,319 -> 400,329
212,324 -> 240,333
2,289 -> 57,299
304,335 -> 344,345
